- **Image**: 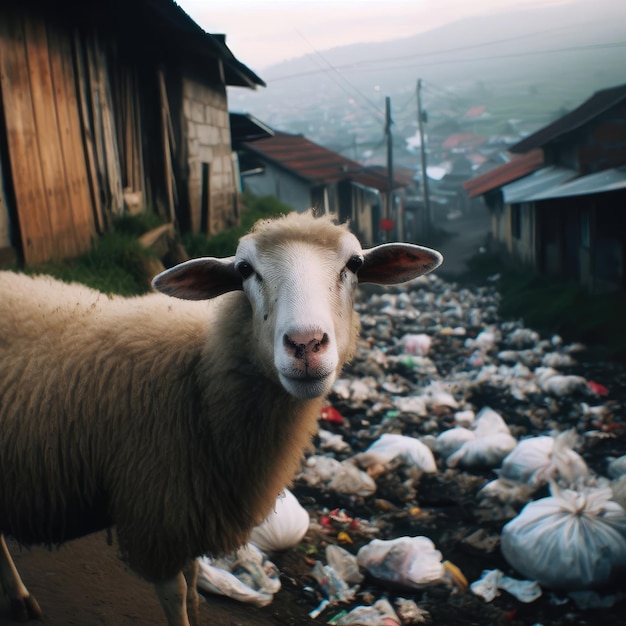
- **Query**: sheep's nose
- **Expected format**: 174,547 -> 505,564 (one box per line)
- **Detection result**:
283,330 -> 330,364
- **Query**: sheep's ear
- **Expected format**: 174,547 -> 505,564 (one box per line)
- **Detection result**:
152,257 -> 243,300
358,243 -> 443,285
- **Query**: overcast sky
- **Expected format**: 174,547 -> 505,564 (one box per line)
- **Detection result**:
176,0 -> 575,70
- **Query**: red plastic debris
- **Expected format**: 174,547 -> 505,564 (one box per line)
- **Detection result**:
320,405 -> 344,424
588,380 -> 609,395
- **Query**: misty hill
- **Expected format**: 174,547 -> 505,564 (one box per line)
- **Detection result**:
228,0 -> 626,167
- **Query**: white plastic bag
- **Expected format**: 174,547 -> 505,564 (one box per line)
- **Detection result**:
298,456 -> 377,497
197,543 -> 281,607
355,433 -> 437,474
357,536 -> 445,588
501,484 -> 626,589
498,431 -> 588,488
249,489 -> 310,552
445,407 -> 516,469
435,426 -> 475,460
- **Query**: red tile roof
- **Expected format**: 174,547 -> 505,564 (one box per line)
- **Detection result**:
241,131 -> 405,192
463,149 -> 544,198
442,133 -> 487,149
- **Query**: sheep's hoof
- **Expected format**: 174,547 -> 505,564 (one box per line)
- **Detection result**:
10,594 -> 43,622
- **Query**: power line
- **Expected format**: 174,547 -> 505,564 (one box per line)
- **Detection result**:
268,40 -> 626,83
294,29 -> 384,120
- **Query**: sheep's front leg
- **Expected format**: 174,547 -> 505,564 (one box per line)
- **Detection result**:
183,561 -> 200,626
0,534 -> 43,621
154,571 -> 192,626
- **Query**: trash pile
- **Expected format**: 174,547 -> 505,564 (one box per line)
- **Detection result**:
200,274 -> 626,625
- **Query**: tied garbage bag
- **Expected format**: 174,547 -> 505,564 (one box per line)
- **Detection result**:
501,483 -> 626,589
249,489 -> 310,553
357,536 -> 445,589
197,543 -> 281,607
498,430 -> 588,488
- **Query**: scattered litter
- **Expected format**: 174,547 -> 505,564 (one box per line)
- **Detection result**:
471,569 -> 542,603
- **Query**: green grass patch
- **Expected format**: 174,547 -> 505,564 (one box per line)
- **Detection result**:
183,193 -> 293,258
25,214 -> 164,296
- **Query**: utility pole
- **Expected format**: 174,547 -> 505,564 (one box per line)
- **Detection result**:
417,79 -> 432,230
385,96 -> 395,240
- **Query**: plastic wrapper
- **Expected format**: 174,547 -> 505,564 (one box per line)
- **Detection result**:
398,333 -> 432,356
470,569 -> 542,603
249,489 -> 310,553
325,544 -> 364,584
357,536 -> 445,589
501,484 -> 626,589
197,543 -> 280,607
355,433 -> 437,474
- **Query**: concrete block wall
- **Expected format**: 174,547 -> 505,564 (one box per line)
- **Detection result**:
182,77 -> 236,234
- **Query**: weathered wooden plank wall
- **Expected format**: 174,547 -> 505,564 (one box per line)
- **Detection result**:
0,11 -> 95,264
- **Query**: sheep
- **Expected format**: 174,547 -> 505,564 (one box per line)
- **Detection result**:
0,210 -> 443,625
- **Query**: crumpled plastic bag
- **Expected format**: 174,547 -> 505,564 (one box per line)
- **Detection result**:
248,489 -> 310,553
498,430 -> 588,488
501,483 -> 626,589
470,568 -> 542,603
298,455 -> 376,496
354,433 -> 437,474
445,407 -> 516,469
326,544 -> 364,585
435,426 -> 475,460
356,536 -> 445,589
197,543 -> 280,607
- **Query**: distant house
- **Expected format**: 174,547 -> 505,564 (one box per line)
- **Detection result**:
236,129 -> 408,245
464,83 -> 626,293
0,0 -> 264,266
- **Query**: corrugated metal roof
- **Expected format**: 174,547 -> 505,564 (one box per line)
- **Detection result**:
531,167 -> 626,200
510,83 -> 626,154
502,166 -> 577,204
463,149 -> 544,198
241,131 -> 405,192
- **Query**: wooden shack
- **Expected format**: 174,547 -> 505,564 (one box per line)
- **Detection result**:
0,0 -> 264,265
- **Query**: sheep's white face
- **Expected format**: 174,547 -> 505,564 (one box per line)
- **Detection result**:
151,212 -> 443,401
235,233 -> 362,399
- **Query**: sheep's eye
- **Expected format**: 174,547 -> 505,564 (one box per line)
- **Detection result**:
236,261 -> 254,279
346,255 -> 363,273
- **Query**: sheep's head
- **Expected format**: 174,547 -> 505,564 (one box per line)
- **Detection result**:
152,212 -> 442,399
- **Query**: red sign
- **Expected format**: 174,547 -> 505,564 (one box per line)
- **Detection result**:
380,218 -> 395,231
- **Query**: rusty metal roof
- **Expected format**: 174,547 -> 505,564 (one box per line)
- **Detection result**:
463,149 -> 544,198
241,131 -> 405,192
510,83 -> 626,154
